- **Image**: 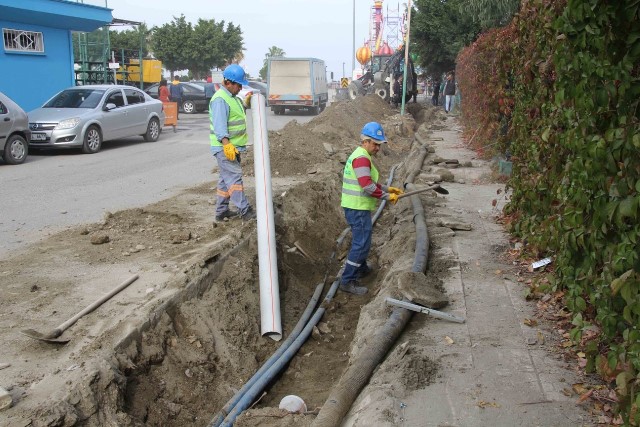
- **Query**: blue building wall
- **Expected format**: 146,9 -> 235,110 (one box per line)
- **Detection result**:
0,0 -> 112,112
0,21 -> 75,111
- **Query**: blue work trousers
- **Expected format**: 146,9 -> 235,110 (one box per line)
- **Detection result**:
341,208 -> 373,285
214,150 -> 250,216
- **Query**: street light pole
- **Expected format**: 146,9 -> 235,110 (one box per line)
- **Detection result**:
401,0 -> 413,116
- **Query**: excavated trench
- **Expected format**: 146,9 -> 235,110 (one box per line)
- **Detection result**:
114,173 -> 449,427
116,179 -> 361,426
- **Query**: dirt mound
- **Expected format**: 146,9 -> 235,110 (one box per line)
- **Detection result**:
247,96 -> 415,178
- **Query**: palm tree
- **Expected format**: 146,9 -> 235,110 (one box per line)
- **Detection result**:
259,46 -> 286,80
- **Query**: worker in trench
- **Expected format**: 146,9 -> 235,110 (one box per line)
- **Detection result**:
339,122 -> 404,295
209,64 -> 257,222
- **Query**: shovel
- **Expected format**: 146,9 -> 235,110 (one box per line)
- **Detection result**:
397,184 -> 449,199
20,274 -> 139,344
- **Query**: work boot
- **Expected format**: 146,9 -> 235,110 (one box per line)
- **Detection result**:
357,265 -> 373,279
339,281 -> 368,295
241,206 -> 257,221
215,210 -> 239,222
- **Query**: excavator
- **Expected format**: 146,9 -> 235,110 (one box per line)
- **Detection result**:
347,47 -> 418,103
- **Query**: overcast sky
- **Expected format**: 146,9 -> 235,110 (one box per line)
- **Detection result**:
100,0 -> 383,80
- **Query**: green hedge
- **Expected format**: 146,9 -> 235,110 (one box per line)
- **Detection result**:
457,0 -> 640,423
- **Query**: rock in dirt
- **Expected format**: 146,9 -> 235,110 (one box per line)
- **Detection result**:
322,142 -> 335,154
90,233 -> 110,245
317,322 -> 331,334
170,231 -> 191,244
435,168 -> 455,182
0,386 -> 12,411
395,271 -> 449,309
419,173 -> 443,183
438,219 -> 473,231
0,363 -> 10,370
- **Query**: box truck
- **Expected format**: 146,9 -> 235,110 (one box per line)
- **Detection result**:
267,58 -> 328,115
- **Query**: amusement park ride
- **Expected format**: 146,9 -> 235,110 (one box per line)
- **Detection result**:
348,0 -> 418,102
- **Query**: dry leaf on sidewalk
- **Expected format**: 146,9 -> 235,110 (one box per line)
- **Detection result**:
477,400 -> 500,409
444,336 -> 454,345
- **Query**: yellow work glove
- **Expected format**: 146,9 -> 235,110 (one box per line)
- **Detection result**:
388,193 -> 399,205
223,143 -> 239,161
388,186 -> 404,195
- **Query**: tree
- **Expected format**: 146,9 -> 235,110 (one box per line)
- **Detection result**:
259,46 -> 286,80
461,0 -> 520,30
220,23 -> 245,66
152,16 -> 244,78
411,0 -> 481,77
150,15 -> 193,76
109,23 -> 152,58
190,19 -> 226,78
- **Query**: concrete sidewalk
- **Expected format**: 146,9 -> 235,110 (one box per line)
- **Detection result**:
403,117 -> 592,426
346,114 -> 594,426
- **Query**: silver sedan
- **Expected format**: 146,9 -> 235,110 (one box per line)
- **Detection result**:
28,85 -> 165,154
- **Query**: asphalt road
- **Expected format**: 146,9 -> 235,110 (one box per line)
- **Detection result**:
0,107 -> 318,258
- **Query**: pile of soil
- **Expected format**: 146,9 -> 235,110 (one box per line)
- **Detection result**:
246,95 -> 418,178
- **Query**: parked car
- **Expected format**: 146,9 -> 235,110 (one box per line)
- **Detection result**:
0,92 -> 30,165
190,80 -> 254,109
145,82 -> 209,113
28,85 -> 164,154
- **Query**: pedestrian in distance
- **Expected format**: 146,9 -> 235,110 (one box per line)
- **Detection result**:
431,78 -> 440,106
209,64 -> 256,223
444,72 -> 456,113
339,122 -> 404,295
170,75 -> 184,119
392,74 -> 403,108
412,70 -> 418,103
158,79 -> 170,103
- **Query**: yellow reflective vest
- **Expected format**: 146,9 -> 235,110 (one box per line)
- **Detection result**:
341,146 -> 379,211
210,89 -> 248,148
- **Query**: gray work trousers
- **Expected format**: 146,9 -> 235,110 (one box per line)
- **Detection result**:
214,150 -> 251,216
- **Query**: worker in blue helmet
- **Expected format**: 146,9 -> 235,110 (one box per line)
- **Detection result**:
209,63 -> 256,223
339,122 -> 404,295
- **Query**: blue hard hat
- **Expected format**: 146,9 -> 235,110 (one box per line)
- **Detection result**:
361,122 -> 387,143
222,64 -> 249,86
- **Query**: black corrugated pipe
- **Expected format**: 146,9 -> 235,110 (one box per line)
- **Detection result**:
311,147 -> 430,427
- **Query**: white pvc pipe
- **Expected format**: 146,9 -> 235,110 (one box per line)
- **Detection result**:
250,93 -> 282,341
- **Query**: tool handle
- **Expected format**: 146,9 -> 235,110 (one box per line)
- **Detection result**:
397,185 -> 440,199
56,274 -> 139,333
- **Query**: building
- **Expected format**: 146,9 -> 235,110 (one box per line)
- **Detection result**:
0,0 -> 112,111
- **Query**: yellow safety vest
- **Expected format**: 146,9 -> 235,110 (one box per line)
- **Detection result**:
341,146 -> 379,211
210,89 -> 248,148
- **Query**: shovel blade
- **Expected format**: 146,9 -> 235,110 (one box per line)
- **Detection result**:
433,185 -> 449,195
20,329 -> 69,344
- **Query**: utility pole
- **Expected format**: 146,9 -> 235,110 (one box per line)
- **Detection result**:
401,0 -> 412,116
352,0 -> 356,74
343,62 -> 346,78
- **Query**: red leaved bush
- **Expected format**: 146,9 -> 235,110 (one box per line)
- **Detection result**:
456,25 -> 516,157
